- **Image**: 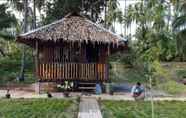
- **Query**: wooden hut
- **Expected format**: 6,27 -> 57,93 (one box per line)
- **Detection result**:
16,13 -> 128,92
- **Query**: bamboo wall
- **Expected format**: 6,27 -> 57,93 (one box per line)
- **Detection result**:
36,42 -> 109,82
38,63 -> 108,81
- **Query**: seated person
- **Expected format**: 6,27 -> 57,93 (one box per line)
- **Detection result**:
95,83 -> 102,95
131,82 -> 145,100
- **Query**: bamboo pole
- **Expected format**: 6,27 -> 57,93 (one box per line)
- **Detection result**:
150,76 -> 154,118
35,41 -> 39,79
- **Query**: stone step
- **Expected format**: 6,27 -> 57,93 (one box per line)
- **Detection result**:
78,87 -> 96,90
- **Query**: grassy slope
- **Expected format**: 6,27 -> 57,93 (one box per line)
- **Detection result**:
110,62 -> 186,95
102,100 -> 186,118
109,63 -> 147,84
157,63 -> 186,95
0,99 -> 77,118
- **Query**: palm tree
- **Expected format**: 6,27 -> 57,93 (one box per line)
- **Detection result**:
7,0 -> 45,81
18,0 -> 29,81
105,0 -> 123,31
172,1 -> 186,61
0,4 -> 17,57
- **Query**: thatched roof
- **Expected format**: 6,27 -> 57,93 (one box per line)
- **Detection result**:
17,13 -> 125,47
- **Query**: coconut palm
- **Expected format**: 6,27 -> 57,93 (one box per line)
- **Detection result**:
0,4 -> 17,57
105,0 -> 123,30
7,0 -> 45,81
172,1 -> 186,61
7,0 -> 29,81
125,0 -> 177,61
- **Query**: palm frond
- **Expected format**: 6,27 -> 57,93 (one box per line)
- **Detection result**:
7,0 -> 24,12
0,31 -> 14,40
172,15 -> 186,31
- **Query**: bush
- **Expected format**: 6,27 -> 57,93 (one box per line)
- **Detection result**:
159,80 -> 186,95
0,44 -> 35,85
176,69 -> 186,79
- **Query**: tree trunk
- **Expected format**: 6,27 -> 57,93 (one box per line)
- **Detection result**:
0,48 -> 5,57
150,76 -> 154,118
124,0 -> 127,36
167,1 -> 171,30
104,0 -> 107,28
19,0 -> 28,81
33,0 -> 37,29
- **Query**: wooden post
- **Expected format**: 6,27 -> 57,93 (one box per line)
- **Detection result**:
35,40 -> 40,94
35,82 -> 40,94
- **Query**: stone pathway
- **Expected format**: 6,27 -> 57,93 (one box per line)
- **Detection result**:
78,97 -> 102,118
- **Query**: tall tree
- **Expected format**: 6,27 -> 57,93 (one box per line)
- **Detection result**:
125,0 -> 176,62
7,0 -> 42,81
105,0 -> 123,30
43,0 -> 107,24
0,4 -> 16,56
172,0 -> 186,61
19,0 -> 29,81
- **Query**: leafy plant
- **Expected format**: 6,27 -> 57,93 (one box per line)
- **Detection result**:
102,100 -> 186,118
0,99 -> 77,118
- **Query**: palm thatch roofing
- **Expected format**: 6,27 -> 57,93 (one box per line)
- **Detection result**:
17,13 -> 126,47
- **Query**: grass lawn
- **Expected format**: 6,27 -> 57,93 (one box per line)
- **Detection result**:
101,100 -> 186,118
0,99 -> 78,118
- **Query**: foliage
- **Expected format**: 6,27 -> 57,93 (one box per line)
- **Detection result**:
176,69 -> 186,79
0,3 -> 17,57
102,100 -> 186,118
172,1 -> 186,61
158,80 -> 186,94
124,0 -> 176,82
0,4 -> 17,31
0,99 -> 77,118
105,0 -> 123,29
43,0 -> 106,24
109,62 -> 147,83
0,41 -> 34,85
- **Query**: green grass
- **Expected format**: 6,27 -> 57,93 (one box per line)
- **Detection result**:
101,100 -> 186,118
158,80 -> 186,95
0,99 -> 77,118
176,69 -> 186,80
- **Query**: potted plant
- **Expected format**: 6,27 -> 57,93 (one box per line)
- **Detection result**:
47,91 -> 52,98
57,84 -> 70,97
5,89 -> 11,99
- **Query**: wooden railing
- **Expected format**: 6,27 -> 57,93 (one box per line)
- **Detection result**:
38,63 -> 108,81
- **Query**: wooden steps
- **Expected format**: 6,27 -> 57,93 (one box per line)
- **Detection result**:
78,82 -> 96,92
78,87 -> 96,90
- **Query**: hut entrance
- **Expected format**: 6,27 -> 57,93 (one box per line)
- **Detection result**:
86,43 -> 99,62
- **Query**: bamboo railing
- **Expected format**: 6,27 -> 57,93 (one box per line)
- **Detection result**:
38,63 -> 108,81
